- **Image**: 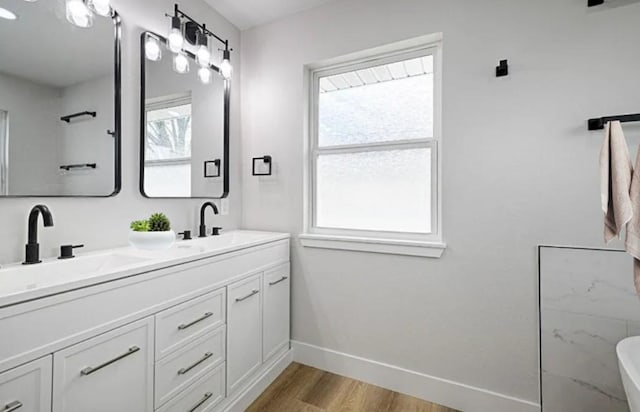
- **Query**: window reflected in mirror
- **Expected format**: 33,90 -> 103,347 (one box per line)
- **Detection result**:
144,95 -> 193,197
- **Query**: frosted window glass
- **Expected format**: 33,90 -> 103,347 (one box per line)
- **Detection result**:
318,57 -> 433,147
316,148 -> 431,233
144,163 -> 191,197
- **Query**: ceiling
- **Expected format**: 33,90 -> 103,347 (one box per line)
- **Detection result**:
203,0 -> 338,30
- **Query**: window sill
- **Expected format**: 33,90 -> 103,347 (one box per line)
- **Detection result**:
298,234 -> 446,258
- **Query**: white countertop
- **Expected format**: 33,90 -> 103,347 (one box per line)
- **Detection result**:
0,230 -> 289,309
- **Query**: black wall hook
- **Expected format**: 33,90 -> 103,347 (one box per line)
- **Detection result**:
496,59 -> 509,77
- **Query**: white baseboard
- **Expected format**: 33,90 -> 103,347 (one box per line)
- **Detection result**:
292,340 -> 540,412
223,347 -> 293,412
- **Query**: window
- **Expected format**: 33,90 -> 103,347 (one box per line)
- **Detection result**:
144,94 -> 192,197
302,36 -> 444,257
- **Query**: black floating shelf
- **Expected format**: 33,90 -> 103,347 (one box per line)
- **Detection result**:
60,111 -> 97,123
60,163 -> 97,171
588,0 -> 604,6
588,113 -> 640,130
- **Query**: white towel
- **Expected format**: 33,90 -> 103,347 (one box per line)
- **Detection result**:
626,144 -> 640,294
600,121 -> 633,243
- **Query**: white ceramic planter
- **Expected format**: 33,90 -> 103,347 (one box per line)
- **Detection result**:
128,230 -> 176,250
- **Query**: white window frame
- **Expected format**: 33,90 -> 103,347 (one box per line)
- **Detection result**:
301,34 -> 445,258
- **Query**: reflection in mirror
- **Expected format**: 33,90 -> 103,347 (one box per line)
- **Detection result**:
141,31 -> 228,198
0,0 -> 120,196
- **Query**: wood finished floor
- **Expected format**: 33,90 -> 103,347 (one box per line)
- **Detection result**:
247,363 -> 459,412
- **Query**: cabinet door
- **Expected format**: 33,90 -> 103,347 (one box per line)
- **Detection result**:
226,274 -> 262,394
263,264 -> 290,361
53,318 -> 154,412
0,356 -> 52,412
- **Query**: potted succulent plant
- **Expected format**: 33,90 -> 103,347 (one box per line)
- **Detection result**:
128,213 -> 175,250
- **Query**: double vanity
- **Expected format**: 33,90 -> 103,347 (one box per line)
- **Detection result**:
0,1 -> 283,411
0,231 -> 291,412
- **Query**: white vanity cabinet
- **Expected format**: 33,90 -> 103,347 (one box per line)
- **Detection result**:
52,317 -> 154,412
0,232 -> 291,412
263,264 -> 291,362
227,274 -> 263,395
0,357 -> 52,412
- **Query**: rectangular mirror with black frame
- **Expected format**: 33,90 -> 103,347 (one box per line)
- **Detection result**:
0,0 -> 121,197
140,31 -> 229,199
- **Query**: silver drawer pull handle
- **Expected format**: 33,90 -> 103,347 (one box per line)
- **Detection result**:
178,312 -> 213,330
80,346 -> 140,376
235,289 -> 259,302
269,276 -> 288,286
178,352 -> 213,375
187,392 -> 212,412
4,401 -> 23,412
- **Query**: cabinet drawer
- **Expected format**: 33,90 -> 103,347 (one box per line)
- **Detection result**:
155,327 -> 225,408
227,274 -> 262,395
263,264 -> 290,361
0,356 -> 52,412
157,363 -> 225,412
156,289 -> 226,360
53,318 -> 154,412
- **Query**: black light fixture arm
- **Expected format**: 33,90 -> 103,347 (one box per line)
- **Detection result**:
170,4 -> 230,51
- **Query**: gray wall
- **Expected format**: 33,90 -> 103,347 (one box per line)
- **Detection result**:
0,0 -> 242,263
240,0 -> 640,407
0,73 -> 62,195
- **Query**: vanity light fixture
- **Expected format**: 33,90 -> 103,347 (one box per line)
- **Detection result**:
144,34 -> 162,61
0,7 -> 17,20
66,0 -> 93,28
173,51 -> 190,74
198,67 -> 212,84
166,4 -> 233,79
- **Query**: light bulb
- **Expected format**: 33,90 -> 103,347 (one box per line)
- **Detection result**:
168,16 -> 183,53
219,58 -> 232,79
196,45 -> 211,67
0,7 -> 17,20
173,52 -> 189,74
145,35 -> 162,61
198,67 -> 212,84
88,0 -> 110,16
66,0 -> 93,28
195,30 -> 210,67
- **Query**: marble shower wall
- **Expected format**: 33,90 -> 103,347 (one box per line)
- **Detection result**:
540,246 -> 640,412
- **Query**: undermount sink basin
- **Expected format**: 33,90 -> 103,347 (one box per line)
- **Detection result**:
0,251 -> 150,297
617,336 -> 640,411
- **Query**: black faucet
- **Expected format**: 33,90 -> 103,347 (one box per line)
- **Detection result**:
23,205 -> 54,265
199,202 -> 219,238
